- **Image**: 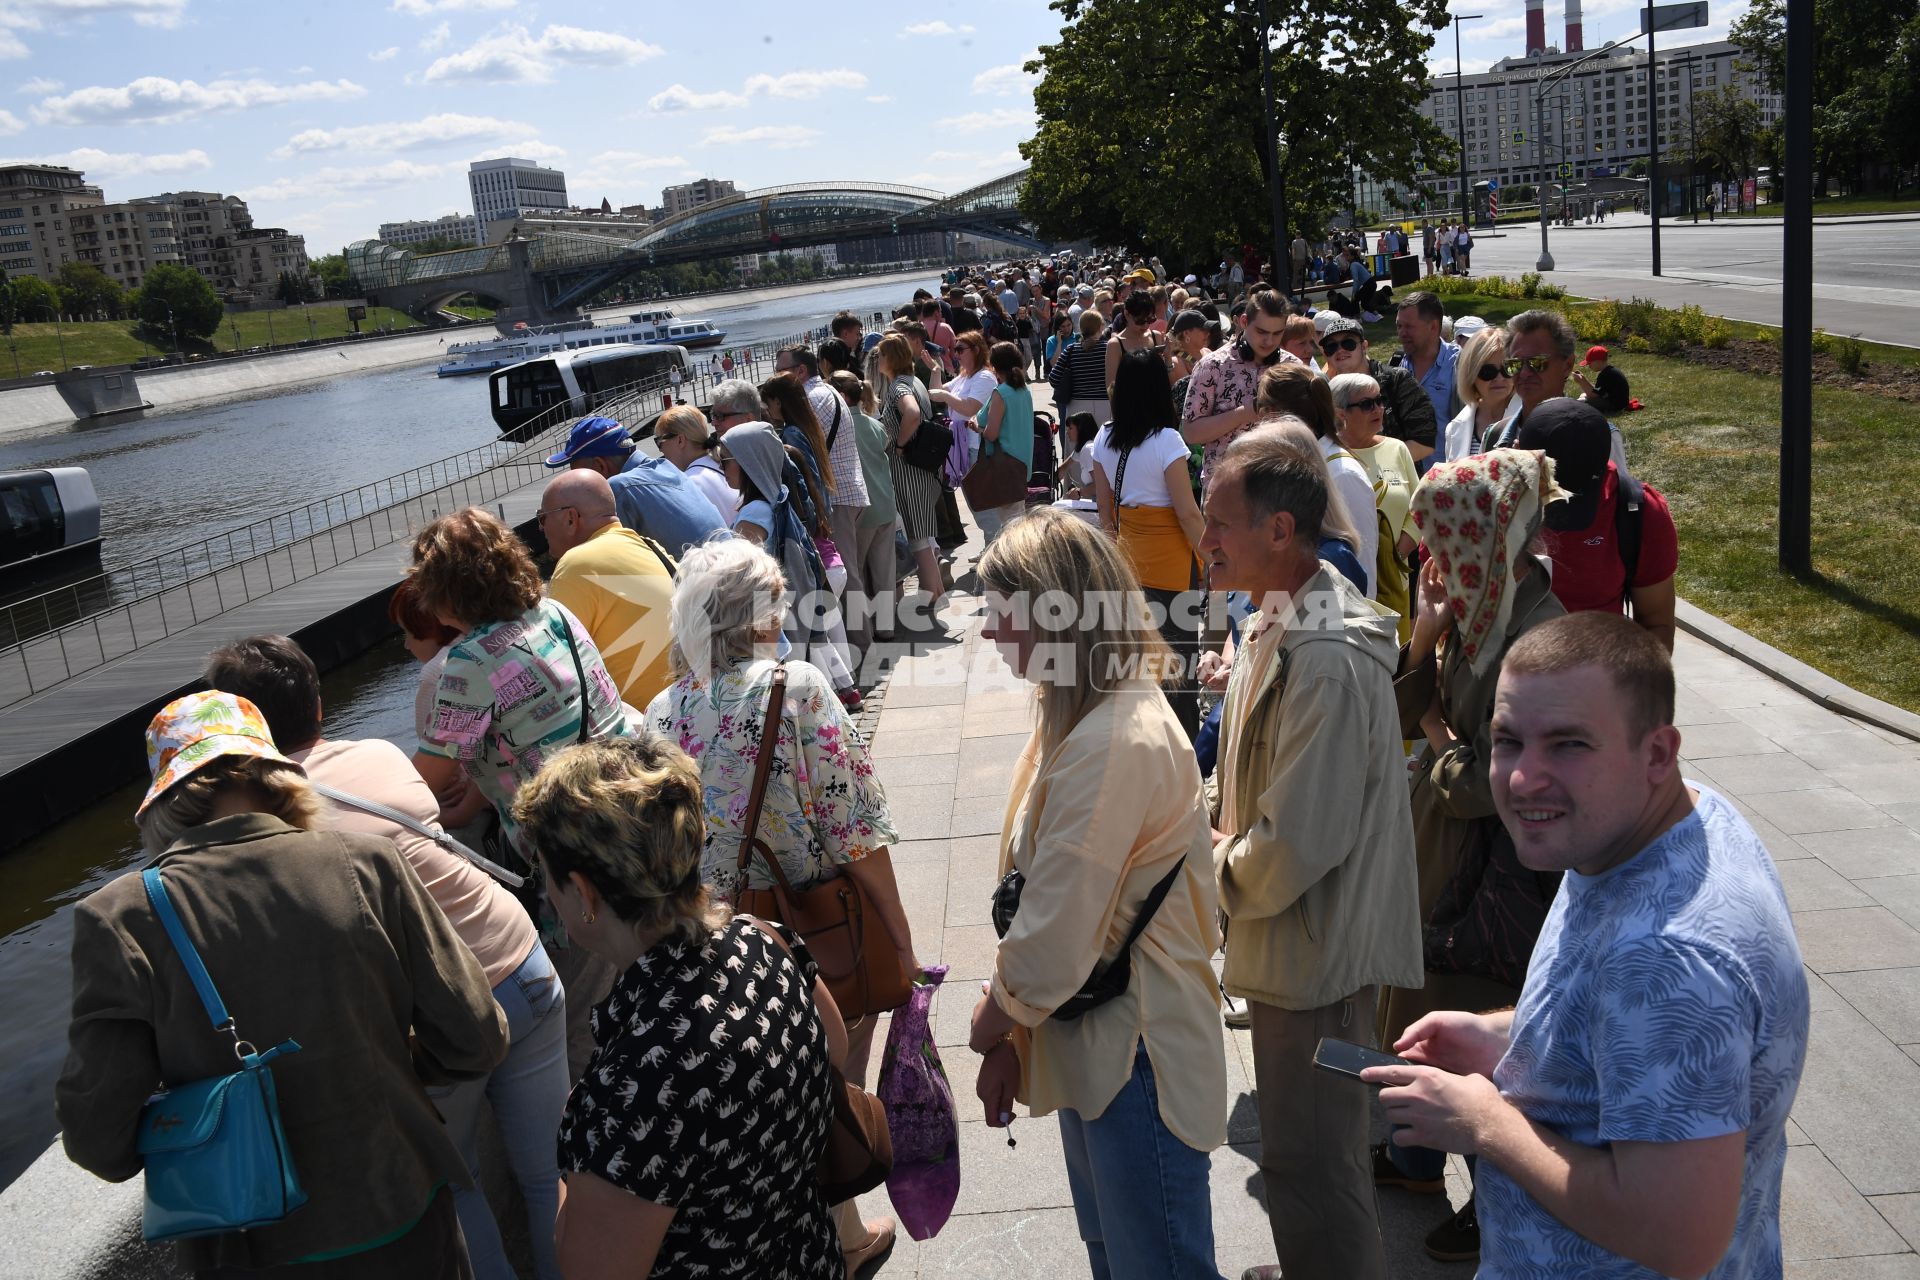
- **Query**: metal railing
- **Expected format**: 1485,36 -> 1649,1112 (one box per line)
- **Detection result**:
0,327 -> 829,708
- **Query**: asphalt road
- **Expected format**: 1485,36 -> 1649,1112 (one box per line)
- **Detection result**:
1459,212 -> 1920,345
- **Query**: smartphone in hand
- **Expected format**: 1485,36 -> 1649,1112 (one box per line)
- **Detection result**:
1312,1037 -> 1411,1082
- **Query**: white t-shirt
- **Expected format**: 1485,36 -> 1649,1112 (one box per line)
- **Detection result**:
1319,436 -> 1380,599
945,368 -> 997,418
1091,425 -> 1190,508
685,454 -> 738,519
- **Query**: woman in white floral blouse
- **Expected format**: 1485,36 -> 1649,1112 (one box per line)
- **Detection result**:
643,534 -> 917,1274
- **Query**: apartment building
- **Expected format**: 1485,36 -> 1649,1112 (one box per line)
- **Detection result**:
1413,38 -> 1779,201
130,191 -> 309,295
0,164 -> 105,284
377,212 -> 479,247
469,158 -> 568,243
661,178 -> 738,219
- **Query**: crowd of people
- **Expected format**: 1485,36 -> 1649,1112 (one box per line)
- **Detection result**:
56,253 -> 1803,1280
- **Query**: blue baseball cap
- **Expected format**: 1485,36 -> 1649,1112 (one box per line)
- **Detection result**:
545,416 -> 633,468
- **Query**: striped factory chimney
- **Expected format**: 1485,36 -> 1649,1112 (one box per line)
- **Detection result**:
1565,0 -> 1584,51
1527,0 -> 1547,54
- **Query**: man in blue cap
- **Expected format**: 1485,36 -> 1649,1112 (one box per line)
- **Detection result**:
545,415 -> 725,558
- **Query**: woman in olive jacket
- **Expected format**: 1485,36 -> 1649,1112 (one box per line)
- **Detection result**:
58,691 -> 506,1278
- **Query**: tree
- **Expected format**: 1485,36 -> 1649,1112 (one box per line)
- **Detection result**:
310,253 -> 355,299
10,274 -> 60,322
1675,86 -> 1765,184
131,263 -> 223,346
275,271 -> 317,304
55,263 -> 126,319
1020,0 -> 1454,268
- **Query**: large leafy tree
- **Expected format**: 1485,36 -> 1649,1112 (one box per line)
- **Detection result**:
1674,86 -> 1766,184
1730,0 -> 1919,193
131,263 -> 224,345
1020,0 -> 1455,268
55,262 -> 126,319
8,274 -> 59,321
310,253 -> 355,299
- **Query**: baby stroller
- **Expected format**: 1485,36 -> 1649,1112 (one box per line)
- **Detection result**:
1026,407 -> 1060,507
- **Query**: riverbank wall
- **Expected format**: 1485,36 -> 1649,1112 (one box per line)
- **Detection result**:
0,266 -> 939,440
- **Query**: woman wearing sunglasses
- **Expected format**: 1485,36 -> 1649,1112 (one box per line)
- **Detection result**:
1329,373 -> 1419,639
1442,327 -> 1520,462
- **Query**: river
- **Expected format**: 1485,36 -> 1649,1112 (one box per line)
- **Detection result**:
0,272 -> 939,1191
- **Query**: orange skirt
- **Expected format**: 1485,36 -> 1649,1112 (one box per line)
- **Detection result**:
1117,502 -> 1201,592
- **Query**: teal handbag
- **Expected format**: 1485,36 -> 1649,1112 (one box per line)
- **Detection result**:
136,867 -> 307,1242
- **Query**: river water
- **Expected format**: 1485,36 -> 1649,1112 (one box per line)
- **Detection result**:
0,273 -> 938,1191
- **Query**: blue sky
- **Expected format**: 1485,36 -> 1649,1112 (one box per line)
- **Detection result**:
1,0 -> 1744,257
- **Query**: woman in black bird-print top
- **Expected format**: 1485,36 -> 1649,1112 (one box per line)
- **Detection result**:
513,736 -> 847,1280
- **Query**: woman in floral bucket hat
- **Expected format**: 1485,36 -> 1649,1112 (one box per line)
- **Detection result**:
57,690 -> 507,1279
1373,450 -> 1570,1265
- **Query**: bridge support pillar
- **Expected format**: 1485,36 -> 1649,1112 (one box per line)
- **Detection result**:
491,238 -> 579,333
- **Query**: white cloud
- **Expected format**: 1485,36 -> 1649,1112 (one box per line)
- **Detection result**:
4,0 -> 188,29
368,46 -> 400,61
1,145 -> 212,176
901,20 -> 973,37
277,112 -> 535,156
934,107 -> 1033,134
647,83 -> 747,112
422,24 -> 664,84
1469,17 -> 1527,39
476,139 -> 565,162
237,158 -> 455,203
32,75 -> 367,126
390,0 -> 513,12
701,124 -> 819,149
419,20 -> 450,50
743,69 -> 867,99
865,95 -> 892,104
972,55 -> 1040,96
0,28 -> 26,58
0,109 -> 21,134
17,76 -> 60,94
576,149 -> 688,188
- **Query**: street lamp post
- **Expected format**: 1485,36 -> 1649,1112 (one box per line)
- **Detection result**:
1256,0 -> 1289,288
1534,35 -> 1649,270
1646,0 -> 1663,275
1682,53 -> 1701,223
1452,13 -> 1485,224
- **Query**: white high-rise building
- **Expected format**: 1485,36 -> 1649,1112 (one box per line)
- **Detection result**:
468,158 -> 568,244
378,213 -> 480,247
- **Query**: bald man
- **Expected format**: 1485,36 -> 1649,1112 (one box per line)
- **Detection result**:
538,470 -> 676,710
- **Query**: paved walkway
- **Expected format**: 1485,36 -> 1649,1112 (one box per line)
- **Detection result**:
842,505 -> 1920,1278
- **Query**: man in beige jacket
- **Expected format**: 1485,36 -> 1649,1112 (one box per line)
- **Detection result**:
1200,427 -> 1423,1280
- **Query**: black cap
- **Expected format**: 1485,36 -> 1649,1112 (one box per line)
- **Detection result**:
1515,398 -> 1611,531
1170,309 -> 1209,335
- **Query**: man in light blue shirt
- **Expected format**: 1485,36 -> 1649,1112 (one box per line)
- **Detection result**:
1364,612 -> 1809,1280
1389,290 -> 1461,443
545,415 -> 725,557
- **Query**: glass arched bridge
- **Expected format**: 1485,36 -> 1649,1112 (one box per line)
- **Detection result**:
347,168 -> 1037,317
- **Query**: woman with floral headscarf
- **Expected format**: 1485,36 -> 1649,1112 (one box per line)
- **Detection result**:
1372,449 -> 1570,1265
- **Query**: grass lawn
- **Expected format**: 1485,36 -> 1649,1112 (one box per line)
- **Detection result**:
1734,194 -> 1920,218
1368,293 -> 1920,714
1,305 -> 422,373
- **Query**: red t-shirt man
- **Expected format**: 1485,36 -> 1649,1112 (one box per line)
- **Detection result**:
1517,398 -> 1678,648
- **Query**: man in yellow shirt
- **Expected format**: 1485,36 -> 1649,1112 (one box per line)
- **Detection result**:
538,471 -> 675,710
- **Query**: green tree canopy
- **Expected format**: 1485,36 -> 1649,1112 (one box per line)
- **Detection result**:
1020,0 -> 1455,269
1675,86 -> 1765,184
55,263 -> 126,319
132,263 -> 223,345
9,274 -> 60,321
310,253 -> 355,299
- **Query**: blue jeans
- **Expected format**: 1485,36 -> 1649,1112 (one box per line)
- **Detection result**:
1058,1046 -> 1223,1280
429,942 -> 569,1280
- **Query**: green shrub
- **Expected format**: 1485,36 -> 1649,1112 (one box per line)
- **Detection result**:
1674,305 -> 1709,345
1536,282 -> 1567,301
1619,296 -> 1660,338
1810,329 -> 1833,355
1624,335 -> 1652,353
1575,299 -> 1622,342
1519,271 -> 1543,298
1832,334 -> 1867,376
1702,315 -> 1731,349
1756,327 -> 1782,348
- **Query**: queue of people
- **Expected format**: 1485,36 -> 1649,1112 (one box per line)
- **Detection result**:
56,261 -> 1800,1280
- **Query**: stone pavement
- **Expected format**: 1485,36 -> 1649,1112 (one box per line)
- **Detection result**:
840,504 -> 1920,1278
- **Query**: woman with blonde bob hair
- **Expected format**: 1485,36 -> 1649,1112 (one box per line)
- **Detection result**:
61,691 -> 505,1278
515,735 -> 849,1280
968,506 -> 1228,1279
1443,325 -> 1518,462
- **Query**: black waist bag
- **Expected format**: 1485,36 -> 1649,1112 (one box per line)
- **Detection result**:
990,856 -> 1186,1021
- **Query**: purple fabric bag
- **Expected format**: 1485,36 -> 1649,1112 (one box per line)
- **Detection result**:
876,965 -> 960,1240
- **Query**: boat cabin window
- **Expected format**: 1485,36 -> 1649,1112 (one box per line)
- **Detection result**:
0,472 -> 66,563
574,350 -> 684,397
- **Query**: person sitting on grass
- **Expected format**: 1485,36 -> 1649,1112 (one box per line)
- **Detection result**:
1573,344 -> 1633,416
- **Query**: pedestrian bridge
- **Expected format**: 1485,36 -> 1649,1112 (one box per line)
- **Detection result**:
346,168 -> 1037,323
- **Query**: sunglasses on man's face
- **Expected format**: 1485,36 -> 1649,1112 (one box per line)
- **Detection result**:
1321,336 -> 1361,355
1346,396 -> 1386,412
1476,363 -> 1511,382
1503,355 -> 1555,376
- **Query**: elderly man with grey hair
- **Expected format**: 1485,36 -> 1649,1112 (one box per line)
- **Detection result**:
1486,310 -> 1631,482
707,378 -> 763,433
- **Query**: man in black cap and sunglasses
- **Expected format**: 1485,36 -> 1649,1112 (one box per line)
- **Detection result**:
1318,316 -> 1436,463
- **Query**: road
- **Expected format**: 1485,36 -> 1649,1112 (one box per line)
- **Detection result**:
1461,212 -> 1920,346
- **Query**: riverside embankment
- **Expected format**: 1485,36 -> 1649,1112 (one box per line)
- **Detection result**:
0,265 -> 939,438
